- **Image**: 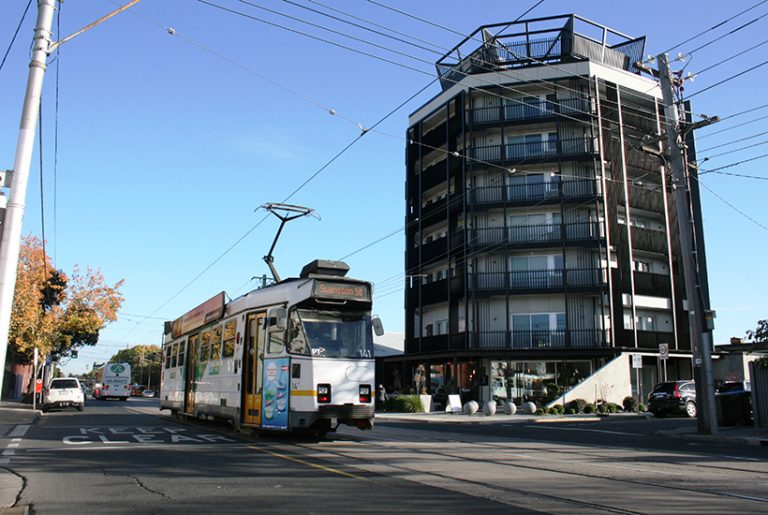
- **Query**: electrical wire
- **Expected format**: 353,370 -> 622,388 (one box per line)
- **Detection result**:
691,37 -> 768,77
700,138 -> 768,161
689,173 -> 768,232
0,0 -> 33,73
53,1 -> 61,265
698,152 -> 768,173
683,9 -> 768,57
698,128 -> 768,152
696,112 -> 768,140
38,105 -> 49,290
686,58 -> 768,99
660,0 -> 768,55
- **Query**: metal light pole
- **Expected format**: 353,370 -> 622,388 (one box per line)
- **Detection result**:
0,0 -> 58,399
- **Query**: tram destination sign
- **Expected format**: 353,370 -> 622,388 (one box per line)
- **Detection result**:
313,281 -> 370,301
172,291 -> 226,338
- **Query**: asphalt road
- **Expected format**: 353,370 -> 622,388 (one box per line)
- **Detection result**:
4,398 -> 768,514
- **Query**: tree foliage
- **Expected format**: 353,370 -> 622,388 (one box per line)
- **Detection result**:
745,319 -> 768,343
9,236 -> 125,362
109,344 -> 162,386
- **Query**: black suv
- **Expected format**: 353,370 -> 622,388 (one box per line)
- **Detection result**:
648,380 -> 697,418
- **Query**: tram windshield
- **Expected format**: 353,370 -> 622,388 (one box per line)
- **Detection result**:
287,309 -> 374,358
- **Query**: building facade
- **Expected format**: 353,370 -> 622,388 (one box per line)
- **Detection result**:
383,15 -> 709,408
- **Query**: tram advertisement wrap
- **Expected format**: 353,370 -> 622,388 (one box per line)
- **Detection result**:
261,358 -> 290,430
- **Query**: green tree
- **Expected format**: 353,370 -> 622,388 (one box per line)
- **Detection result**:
745,319 -> 768,343
109,344 -> 162,387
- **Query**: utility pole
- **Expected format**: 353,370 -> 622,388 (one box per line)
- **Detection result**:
0,0 -> 58,399
657,53 -> 718,435
0,0 -> 142,399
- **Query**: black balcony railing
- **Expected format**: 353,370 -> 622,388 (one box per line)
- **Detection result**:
469,221 -> 602,247
468,268 -> 603,291
633,271 -> 671,295
469,329 -> 606,350
467,97 -> 592,125
469,178 -> 598,205
635,330 -> 674,348
631,226 -> 668,254
469,137 -> 597,164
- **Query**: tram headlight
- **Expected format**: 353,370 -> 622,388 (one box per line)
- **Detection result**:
359,384 -> 372,404
317,384 -> 331,403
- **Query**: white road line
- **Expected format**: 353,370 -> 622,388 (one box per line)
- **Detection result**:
0,458 -> 9,465
9,424 -> 30,438
1,449 -> 15,456
6,443 -> 19,448
723,455 -> 762,462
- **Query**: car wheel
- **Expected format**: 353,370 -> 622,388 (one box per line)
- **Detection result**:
77,404 -> 84,412
685,401 -> 697,418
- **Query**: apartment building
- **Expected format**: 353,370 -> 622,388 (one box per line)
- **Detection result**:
382,15 -> 709,407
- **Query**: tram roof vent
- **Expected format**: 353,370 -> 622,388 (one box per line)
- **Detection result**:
300,259 -> 350,278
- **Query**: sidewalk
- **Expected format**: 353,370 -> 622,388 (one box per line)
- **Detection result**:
0,401 -> 38,512
375,410 -> 768,445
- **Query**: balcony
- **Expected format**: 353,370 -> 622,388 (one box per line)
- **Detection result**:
469,329 -> 607,350
466,97 -> 592,126
410,334 -> 467,353
627,183 -> 665,213
635,330 -> 674,349
469,221 -> 602,249
469,178 -> 598,206
469,137 -> 597,165
468,268 -> 604,294
631,227 -> 668,254
633,271 -> 671,296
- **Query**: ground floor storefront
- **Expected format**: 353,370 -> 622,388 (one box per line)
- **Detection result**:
378,351 -> 694,410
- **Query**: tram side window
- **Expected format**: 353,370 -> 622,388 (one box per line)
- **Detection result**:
287,310 -> 309,355
165,346 -> 172,369
268,330 -> 285,354
211,325 -> 222,361
170,343 -> 178,368
223,320 -> 236,358
177,341 -> 185,367
200,330 -> 211,363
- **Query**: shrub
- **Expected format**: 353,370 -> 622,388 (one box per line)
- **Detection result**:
597,403 -> 608,414
551,404 -> 564,415
383,394 -> 425,413
638,403 -> 647,412
566,408 -> 576,415
535,408 -> 547,415
605,402 -> 621,413
623,396 -> 638,412
565,398 -> 588,413
545,383 -> 561,403
583,403 -> 596,414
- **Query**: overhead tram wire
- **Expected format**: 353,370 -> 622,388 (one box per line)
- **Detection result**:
680,9 -> 768,58
689,173 -> 768,232
700,139 -> 768,161
698,152 -> 768,175
698,128 -> 768,153
194,0 -> 665,147
696,112 -> 768,140
0,0 -> 33,73
690,37 -> 768,77
659,0 -> 768,55
53,1 -> 62,264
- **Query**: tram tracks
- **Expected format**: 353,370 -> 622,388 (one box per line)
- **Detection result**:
273,432 -> 768,513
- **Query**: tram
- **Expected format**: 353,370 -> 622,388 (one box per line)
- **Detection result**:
160,259 -> 382,435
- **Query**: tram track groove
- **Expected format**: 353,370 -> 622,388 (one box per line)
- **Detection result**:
283,433 -> 768,510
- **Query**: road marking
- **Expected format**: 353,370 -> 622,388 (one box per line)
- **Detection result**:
525,425 -> 640,437
9,425 -> 30,438
6,442 -> 19,448
2,449 -> 15,456
0,459 -> 8,465
248,445 -> 370,482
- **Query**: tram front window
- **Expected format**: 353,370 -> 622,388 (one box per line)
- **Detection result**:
288,309 -> 373,358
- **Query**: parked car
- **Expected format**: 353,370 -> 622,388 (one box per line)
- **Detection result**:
648,380 -> 697,418
716,381 -> 753,425
43,378 -> 85,413
130,385 -> 146,397
142,390 -> 156,398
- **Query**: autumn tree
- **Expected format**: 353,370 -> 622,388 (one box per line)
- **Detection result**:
745,319 -> 768,343
109,344 -> 162,386
9,235 -> 125,362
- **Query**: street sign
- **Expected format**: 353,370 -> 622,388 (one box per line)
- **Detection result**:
35,378 -> 43,393
659,343 -> 669,360
632,354 -> 643,369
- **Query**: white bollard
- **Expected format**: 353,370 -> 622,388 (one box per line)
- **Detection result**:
463,400 -> 479,415
523,401 -> 537,414
503,401 -> 517,415
483,401 -> 497,416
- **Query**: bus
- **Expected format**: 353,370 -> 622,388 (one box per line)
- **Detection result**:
93,362 -> 132,400
160,260 -> 382,435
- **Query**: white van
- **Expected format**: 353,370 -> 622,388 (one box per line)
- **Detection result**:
43,378 -> 85,412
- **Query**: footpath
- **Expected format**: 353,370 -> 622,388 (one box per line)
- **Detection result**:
375,410 -> 768,446
0,401 -> 37,514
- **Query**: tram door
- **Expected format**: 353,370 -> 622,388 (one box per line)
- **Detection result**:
243,312 -> 266,425
184,334 -> 199,415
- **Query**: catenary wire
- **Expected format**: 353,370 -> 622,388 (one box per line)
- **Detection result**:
53,1 -> 61,265
696,112 -> 768,140
683,9 -> 768,56
698,128 -> 768,152
0,0 -> 33,73
689,173 -> 768,232
700,138 -> 768,161
691,37 -> 768,76
686,58 -> 768,99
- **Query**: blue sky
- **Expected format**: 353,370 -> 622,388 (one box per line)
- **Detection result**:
1,0 -> 766,374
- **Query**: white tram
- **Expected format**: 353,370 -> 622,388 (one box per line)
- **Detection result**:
160,260 -> 380,435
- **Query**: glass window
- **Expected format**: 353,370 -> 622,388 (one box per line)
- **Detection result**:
170,343 -> 178,368
211,325 -> 222,361
555,313 -> 566,330
512,315 -> 530,331
223,320 -> 236,358
165,345 -> 172,369
200,330 -> 211,363
289,309 -> 374,358
177,340 -> 185,368
436,319 -> 448,335
268,330 -> 285,354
